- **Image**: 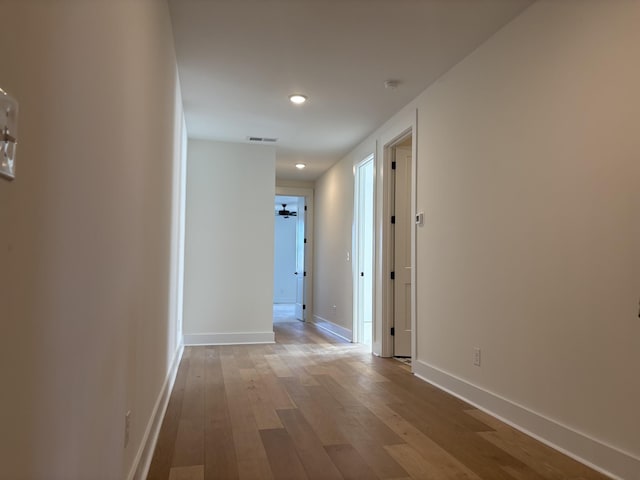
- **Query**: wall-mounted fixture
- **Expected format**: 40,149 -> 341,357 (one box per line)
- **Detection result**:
0,88 -> 18,181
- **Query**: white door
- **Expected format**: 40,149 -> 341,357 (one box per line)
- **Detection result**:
393,147 -> 412,356
295,197 -> 306,320
273,215 -> 298,303
354,156 -> 375,346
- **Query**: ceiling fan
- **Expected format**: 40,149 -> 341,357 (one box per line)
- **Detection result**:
276,204 -> 297,218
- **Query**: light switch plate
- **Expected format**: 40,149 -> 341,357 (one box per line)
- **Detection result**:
0,88 -> 18,181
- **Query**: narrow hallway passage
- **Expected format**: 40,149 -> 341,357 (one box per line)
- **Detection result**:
147,322 -> 608,480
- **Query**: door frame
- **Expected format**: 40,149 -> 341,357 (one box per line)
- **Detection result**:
374,108 -> 417,362
275,185 -> 314,321
352,154 -> 376,345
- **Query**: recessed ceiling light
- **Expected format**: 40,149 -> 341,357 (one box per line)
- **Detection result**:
289,94 -> 307,105
295,163 -> 306,170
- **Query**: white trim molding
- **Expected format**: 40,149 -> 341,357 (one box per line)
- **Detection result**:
128,343 -> 184,480
312,315 -> 353,342
374,108 -> 418,358
413,360 -> 639,480
184,331 -> 275,346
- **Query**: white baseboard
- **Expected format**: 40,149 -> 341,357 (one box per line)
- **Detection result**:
127,342 -> 184,480
184,331 -> 275,345
311,315 -> 353,342
413,360 -> 639,480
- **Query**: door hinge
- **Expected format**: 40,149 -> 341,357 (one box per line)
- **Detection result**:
303,271 -> 307,277
391,215 -> 396,224
390,327 -> 395,336
391,161 -> 396,170
390,271 -> 395,280
303,304 -> 306,310
304,238 -> 307,244
304,205 -> 307,211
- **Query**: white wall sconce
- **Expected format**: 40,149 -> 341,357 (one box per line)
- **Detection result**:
0,88 -> 18,181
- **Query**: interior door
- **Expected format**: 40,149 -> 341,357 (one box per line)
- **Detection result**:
393,146 -> 412,356
295,198 -> 306,321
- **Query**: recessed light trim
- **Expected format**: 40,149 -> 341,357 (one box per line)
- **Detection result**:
289,94 -> 307,105
295,163 -> 306,170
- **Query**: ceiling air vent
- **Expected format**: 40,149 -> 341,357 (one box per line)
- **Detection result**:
247,136 -> 278,143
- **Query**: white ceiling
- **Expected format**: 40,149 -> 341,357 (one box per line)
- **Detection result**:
168,0 -> 533,181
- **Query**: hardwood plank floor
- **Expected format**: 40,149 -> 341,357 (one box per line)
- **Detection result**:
147,321 -> 610,480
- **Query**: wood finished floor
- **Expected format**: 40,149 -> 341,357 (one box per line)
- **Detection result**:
147,322 -> 609,480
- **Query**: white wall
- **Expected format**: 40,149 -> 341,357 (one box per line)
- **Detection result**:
314,150 -> 361,336
314,1 -> 640,477
0,1 -> 185,479
274,215 -> 297,303
276,179 -> 315,189
414,2 -> 640,475
183,139 -> 276,344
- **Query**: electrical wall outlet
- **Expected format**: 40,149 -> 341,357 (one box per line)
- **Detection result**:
124,410 -> 131,448
473,347 -> 481,367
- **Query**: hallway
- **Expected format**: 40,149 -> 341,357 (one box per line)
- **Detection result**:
147,323 -> 607,480
273,304 -> 298,324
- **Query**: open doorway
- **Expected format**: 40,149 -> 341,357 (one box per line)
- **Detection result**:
371,112 -> 416,359
353,154 -> 375,348
274,195 -> 306,323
